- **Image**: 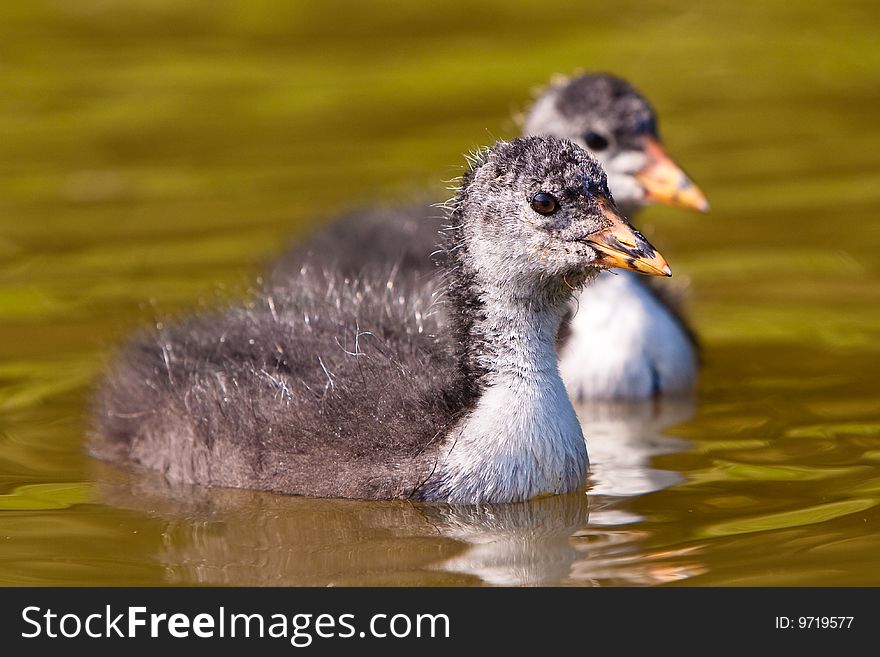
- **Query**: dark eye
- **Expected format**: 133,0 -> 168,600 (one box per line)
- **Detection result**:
530,192 -> 559,215
584,131 -> 609,151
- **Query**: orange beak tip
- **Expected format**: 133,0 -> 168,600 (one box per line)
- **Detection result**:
638,137 -> 709,214
692,194 -> 710,214
587,204 -> 674,278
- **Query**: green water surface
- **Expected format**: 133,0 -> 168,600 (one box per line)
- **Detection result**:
1,0 -> 879,585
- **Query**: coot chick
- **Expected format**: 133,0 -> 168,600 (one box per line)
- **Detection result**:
92,137 -> 670,503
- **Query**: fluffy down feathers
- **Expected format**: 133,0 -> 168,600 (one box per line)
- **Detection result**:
269,204 -> 444,286
92,264 -> 473,499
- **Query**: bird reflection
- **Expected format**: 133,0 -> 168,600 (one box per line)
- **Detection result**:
92,397 -> 700,586
578,395 -> 694,526
428,395 -> 698,584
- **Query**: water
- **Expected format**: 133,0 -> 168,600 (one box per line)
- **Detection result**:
2,0 -> 880,586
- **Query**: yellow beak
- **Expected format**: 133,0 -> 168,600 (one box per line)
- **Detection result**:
635,137 -> 709,213
585,199 -> 672,277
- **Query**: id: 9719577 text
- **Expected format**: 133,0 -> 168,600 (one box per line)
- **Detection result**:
775,617 -> 853,629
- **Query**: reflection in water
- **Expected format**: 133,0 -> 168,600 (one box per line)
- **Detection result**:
579,396 -> 694,526
424,495 -> 592,586
581,396 -> 693,498
96,468 -> 463,586
426,494 -> 703,586
92,397 -> 700,587
431,396 -> 697,584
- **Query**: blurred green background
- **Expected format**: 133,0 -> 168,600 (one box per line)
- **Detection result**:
1,0 -> 879,585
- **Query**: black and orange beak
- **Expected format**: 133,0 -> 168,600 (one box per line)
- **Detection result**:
585,199 -> 671,277
635,136 -> 709,212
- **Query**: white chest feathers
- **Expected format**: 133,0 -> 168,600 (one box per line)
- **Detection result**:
427,370 -> 588,504
559,270 -> 697,401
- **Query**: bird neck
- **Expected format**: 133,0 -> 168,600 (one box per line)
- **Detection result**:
444,234 -> 578,389
467,278 -> 571,385
426,249 -> 588,503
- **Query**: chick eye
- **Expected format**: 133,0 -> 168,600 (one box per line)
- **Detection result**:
584,131 -> 609,151
530,192 -> 559,215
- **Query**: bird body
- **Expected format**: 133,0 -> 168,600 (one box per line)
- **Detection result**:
559,269 -> 697,400
94,270 -> 447,500
269,73 -> 707,400
94,137 -> 670,502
